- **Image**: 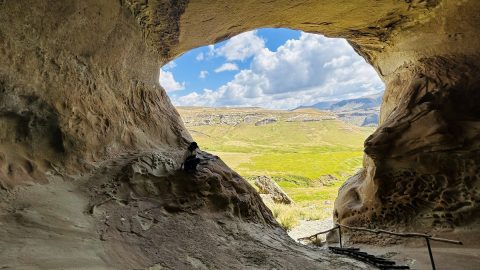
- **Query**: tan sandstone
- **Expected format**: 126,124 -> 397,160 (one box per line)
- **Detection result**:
0,0 -> 479,268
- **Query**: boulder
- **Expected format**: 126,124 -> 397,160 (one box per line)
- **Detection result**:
253,175 -> 294,204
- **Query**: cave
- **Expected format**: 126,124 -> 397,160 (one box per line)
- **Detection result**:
160,29 -> 384,234
1,0 -> 479,269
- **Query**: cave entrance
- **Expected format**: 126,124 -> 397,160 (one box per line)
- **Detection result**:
159,28 -> 384,237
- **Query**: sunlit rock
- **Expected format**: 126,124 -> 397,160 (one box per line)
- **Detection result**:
1,0 -> 479,268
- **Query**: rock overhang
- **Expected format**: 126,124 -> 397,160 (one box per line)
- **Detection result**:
0,0 -> 479,268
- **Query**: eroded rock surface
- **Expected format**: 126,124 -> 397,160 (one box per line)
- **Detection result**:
335,56 -> 480,230
1,0 -> 480,268
0,150 -> 367,269
253,175 -> 294,204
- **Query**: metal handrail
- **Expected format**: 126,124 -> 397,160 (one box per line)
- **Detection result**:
297,226 -> 339,242
297,223 -> 463,270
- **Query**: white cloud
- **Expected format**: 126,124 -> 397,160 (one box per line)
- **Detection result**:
159,69 -> 185,92
214,63 -> 239,73
173,32 -> 384,109
162,61 -> 177,70
207,45 -> 215,57
196,53 -> 204,61
214,30 -> 265,61
199,70 -> 209,79
175,89 -> 224,107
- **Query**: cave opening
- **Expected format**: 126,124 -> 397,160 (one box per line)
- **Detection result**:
159,28 -> 384,236
2,1 -> 480,268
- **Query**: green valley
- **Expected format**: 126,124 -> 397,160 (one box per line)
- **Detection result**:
178,106 -> 375,230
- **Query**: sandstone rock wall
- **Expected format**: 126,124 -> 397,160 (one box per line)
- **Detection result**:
1,0 -> 480,268
0,0 -> 191,189
335,56 -> 480,229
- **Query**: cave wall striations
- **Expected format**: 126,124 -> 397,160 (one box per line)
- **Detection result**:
0,0 -> 191,187
335,56 -> 480,230
0,0 -> 480,268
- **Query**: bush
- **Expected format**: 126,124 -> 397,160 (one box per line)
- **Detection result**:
267,203 -> 299,230
264,199 -> 334,231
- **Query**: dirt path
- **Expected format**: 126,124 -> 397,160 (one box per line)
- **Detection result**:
288,218 -> 334,241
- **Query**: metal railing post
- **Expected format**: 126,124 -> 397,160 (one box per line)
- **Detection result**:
425,237 -> 436,270
338,225 -> 343,248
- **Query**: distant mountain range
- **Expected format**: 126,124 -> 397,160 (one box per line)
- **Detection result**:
295,92 -> 383,126
296,93 -> 382,111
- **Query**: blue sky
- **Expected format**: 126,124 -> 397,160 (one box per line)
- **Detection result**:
160,28 -> 384,109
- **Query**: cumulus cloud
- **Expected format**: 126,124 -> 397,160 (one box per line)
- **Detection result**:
214,30 -> 265,61
199,70 -> 209,79
207,45 -> 215,57
175,89 -> 223,107
159,69 -> 185,92
173,32 -> 384,109
214,63 -> 239,73
196,53 -> 204,61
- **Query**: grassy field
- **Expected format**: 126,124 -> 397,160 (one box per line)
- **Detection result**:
179,107 -> 374,230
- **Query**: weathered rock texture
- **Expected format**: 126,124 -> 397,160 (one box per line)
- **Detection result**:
254,175 -> 294,204
1,0 -> 479,268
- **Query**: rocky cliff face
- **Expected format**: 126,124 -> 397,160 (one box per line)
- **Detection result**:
1,0 -> 479,268
177,106 -> 336,126
297,93 -> 382,126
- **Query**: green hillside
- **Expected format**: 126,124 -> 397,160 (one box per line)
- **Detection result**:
178,107 -> 374,229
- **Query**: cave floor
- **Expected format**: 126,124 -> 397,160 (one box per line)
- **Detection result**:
287,218 -> 480,269
356,233 -> 480,270
358,244 -> 480,270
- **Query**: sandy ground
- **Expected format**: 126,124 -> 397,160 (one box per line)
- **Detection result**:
0,177 -> 112,269
288,218 -> 334,241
